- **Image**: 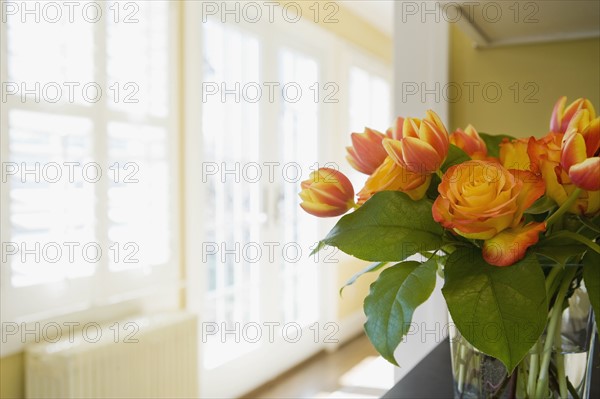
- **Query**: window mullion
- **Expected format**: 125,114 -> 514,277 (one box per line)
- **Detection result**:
91,3 -> 110,306
258,32 -> 281,325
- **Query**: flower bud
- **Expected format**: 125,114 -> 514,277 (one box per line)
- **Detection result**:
299,168 -> 355,217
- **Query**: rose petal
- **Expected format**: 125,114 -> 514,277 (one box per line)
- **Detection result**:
483,222 -> 546,267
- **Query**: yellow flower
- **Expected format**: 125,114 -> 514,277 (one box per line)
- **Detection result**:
357,157 -> 431,204
299,168 -> 355,217
499,138 -> 531,171
382,110 -> 449,174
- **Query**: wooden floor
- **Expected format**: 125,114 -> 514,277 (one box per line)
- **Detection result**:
243,333 -> 393,399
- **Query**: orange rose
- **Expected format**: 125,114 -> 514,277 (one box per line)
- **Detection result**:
357,156 -> 431,204
499,138 -> 531,171
528,132 -> 563,170
433,160 -> 545,266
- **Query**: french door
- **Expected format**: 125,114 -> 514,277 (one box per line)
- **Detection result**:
185,9 -> 336,397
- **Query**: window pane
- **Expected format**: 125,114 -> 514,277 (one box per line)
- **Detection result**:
7,9 -> 94,105
107,122 -> 170,271
7,110 -> 95,286
278,47 -> 320,325
201,21 -> 261,368
106,1 -> 169,117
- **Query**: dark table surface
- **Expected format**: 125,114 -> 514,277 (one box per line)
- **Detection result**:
383,337 -> 600,398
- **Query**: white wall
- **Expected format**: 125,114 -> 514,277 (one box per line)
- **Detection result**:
392,1 -> 450,381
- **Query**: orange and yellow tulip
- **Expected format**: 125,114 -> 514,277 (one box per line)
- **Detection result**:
560,110 -> 600,191
550,96 -> 596,134
357,156 -> 431,204
346,128 -> 388,175
540,160 -> 600,215
299,168 -> 355,217
382,110 -> 449,175
450,125 -> 487,160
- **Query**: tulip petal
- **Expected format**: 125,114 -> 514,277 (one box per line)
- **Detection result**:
357,157 -> 430,203
482,222 -> 546,267
562,132 -> 588,171
420,120 -> 449,160
569,157 -> 600,191
300,201 -> 348,217
550,96 -> 566,133
386,117 -> 405,140
583,117 -> 600,158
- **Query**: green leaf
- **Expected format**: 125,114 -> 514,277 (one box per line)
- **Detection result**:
364,259 -> 438,365
578,215 -> 600,234
426,173 -> 442,201
525,196 -> 557,215
533,234 -> 587,266
479,132 -> 516,158
441,144 -> 471,173
321,191 -> 444,262
442,248 -> 547,373
340,262 -> 388,295
583,250 -> 600,328
545,231 -> 600,255
310,240 -> 327,257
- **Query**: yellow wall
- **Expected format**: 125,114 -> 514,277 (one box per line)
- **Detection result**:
449,25 -> 600,138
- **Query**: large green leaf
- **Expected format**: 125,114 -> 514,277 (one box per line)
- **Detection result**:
441,144 -> 470,173
583,250 -> 600,328
364,259 -> 438,365
321,191 -> 444,262
442,248 -> 547,373
478,132 -> 516,158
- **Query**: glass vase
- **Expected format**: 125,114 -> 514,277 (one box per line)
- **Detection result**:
450,282 -> 596,399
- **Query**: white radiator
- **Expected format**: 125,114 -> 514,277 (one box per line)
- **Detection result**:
25,312 -> 198,399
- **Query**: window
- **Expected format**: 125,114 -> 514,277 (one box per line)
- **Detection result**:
0,1 -> 178,356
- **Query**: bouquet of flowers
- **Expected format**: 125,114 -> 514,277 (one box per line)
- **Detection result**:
300,97 -> 599,398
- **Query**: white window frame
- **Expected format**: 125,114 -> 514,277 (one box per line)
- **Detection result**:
0,1 -> 182,357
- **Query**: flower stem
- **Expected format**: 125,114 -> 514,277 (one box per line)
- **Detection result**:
555,312 -> 568,398
526,340 -> 541,397
546,188 -> 582,228
435,169 -> 444,181
545,265 -> 563,296
535,267 -> 576,398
